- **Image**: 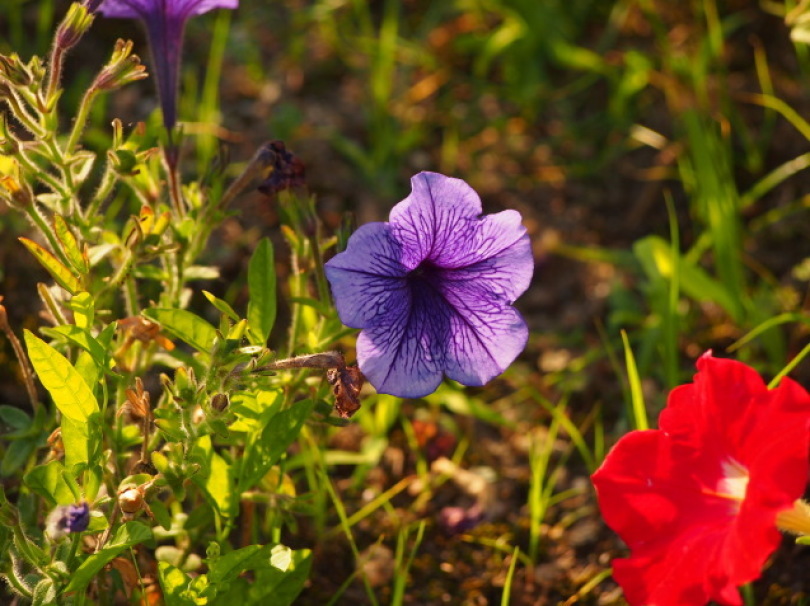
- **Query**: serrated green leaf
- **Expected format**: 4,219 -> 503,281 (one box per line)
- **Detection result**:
143,309 -> 217,354
19,237 -> 82,294
24,331 -> 98,420
24,460 -> 74,506
203,291 -> 240,323
247,238 -> 276,346
53,214 -> 88,275
66,522 -> 153,592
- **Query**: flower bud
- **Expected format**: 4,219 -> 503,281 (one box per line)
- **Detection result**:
0,53 -> 33,87
45,502 -> 90,540
93,40 -> 148,92
0,171 -> 34,209
55,3 -> 95,51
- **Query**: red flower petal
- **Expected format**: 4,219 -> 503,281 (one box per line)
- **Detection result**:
592,353 -> 810,606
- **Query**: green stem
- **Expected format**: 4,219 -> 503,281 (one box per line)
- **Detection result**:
100,247 -> 135,295
85,165 -> 117,219
6,555 -> 33,598
16,146 -> 71,199
3,88 -> 44,137
45,44 -> 64,104
65,87 -> 98,158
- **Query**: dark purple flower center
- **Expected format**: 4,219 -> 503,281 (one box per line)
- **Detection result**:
408,260 -> 441,283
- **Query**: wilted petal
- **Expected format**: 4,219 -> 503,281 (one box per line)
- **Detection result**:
324,223 -> 408,329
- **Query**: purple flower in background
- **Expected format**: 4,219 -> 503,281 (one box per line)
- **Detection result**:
46,502 -> 91,540
97,0 -> 238,130
325,172 -> 533,398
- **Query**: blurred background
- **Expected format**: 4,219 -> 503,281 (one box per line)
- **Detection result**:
3,0 -> 810,603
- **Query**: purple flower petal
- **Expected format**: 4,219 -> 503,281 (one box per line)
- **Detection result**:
389,172 -> 483,270
324,223 -> 408,329
97,0 -> 238,129
325,172 -> 533,399
438,276 -> 529,387
98,0 -> 237,19
356,283 -> 447,398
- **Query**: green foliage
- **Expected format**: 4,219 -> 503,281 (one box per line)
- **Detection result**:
0,4 -> 340,603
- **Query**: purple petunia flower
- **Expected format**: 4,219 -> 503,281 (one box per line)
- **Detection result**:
325,172 -> 533,398
97,0 -> 238,130
46,502 -> 91,540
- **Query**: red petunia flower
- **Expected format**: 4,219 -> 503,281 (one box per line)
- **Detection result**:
592,352 -> 810,606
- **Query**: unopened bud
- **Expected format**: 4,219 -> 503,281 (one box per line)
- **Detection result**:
45,502 -> 90,540
0,174 -> 33,209
0,53 -> 33,87
55,3 -> 95,51
0,115 -> 19,154
211,393 -> 229,412
83,0 -> 103,13
94,40 -> 148,92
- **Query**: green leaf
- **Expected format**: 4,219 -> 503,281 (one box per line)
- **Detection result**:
158,562 -> 200,606
24,460 -> 74,506
190,436 -> 234,518
239,399 -> 314,491
0,405 -> 31,431
143,308 -> 217,354
207,545 -> 264,584
61,415 -> 91,472
203,291 -> 240,323
67,292 -> 94,329
19,237 -> 82,294
24,330 -> 98,420
634,236 -> 738,318
247,238 -> 276,346
0,440 -> 35,476
53,214 -> 89,275
247,549 -> 312,605
185,265 -> 220,280
25,332 -> 98,471
31,577 -> 56,606
74,350 -> 103,395
40,325 -> 106,367
66,522 -> 153,592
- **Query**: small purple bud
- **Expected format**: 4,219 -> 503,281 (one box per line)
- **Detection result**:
55,3 -> 95,51
84,0 -> 103,12
46,502 -> 91,540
